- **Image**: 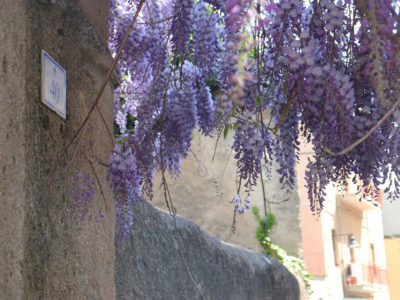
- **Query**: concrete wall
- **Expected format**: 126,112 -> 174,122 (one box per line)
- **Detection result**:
116,200 -> 302,300
0,1 -> 115,298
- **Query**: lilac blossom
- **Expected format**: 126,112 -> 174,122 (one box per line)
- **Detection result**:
103,0 -> 400,234
234,194 -> 251,214
73,173 -> 103,223
171,0 -> 194,56
192,1 -> 220,76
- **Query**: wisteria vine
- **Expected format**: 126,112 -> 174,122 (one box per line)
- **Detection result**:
103,0 -> 400,238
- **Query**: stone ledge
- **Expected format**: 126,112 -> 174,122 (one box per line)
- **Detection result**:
116,200 -> 302,300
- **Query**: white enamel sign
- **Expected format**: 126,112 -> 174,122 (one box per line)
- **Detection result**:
41,50 -> 66,119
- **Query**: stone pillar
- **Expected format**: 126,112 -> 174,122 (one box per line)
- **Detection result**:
0,1 -> 115,298
0,1 -> 27,298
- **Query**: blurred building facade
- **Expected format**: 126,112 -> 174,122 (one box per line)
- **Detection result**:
298,143 -> 389,300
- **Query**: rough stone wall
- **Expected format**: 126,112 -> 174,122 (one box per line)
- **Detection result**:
116,200 -> 302,300
1,1 -> 115,299
0,1 -> 27,298
152,132 -> 303,257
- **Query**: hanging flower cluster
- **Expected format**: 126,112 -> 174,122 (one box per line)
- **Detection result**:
106,0 -> 400,236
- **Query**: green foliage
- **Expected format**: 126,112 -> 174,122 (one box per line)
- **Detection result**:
252,207 -> 276,255
126,113 -> 136,133
114,112 -> 136,136
252,207 -> 313,293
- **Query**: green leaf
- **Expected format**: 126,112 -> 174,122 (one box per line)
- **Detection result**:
223,124 -> 232,139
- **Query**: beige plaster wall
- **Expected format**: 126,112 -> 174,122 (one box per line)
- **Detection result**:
152,131 -> 303,256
